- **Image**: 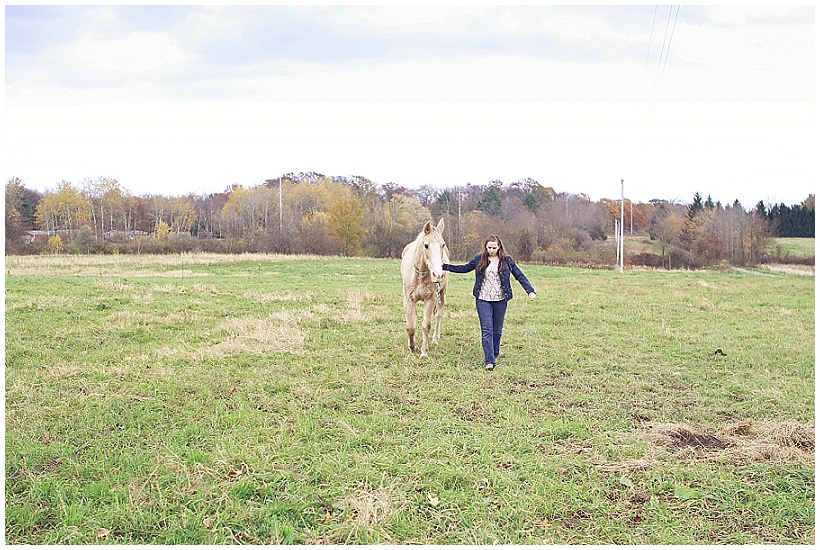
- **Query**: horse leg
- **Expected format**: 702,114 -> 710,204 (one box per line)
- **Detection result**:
404,296 -> 416,353
432,288 -> 445,345
419,299 -> 435,359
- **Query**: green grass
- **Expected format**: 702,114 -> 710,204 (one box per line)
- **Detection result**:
5,253 -> 815,544
768,237 -> 815,258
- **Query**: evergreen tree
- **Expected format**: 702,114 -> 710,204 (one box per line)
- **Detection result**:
477,187 -> 502,216
522,192 -> 539,214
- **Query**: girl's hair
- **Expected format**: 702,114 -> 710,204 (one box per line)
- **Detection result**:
477,235 -> 507,273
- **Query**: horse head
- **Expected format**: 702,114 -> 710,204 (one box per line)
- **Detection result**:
420,218 -> 446,282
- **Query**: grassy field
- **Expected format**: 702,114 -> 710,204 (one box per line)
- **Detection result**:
626,235 -> 815,261
4,253 -> 815,544
767,237 -> 815,258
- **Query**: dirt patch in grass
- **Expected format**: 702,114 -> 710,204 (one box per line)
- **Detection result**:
641,420 -> 814,464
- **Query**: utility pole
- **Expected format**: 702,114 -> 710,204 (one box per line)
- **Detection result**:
279,176 -> 283,232
619,179 -> 625,274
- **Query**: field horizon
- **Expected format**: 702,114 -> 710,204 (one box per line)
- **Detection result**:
5,253 -> 814,544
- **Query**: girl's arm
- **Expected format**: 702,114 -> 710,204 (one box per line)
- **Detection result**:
509,257 -> 536,295
443,254 -> 480,274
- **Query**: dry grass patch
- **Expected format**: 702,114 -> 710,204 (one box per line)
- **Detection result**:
342,484 -> 399,526
242,290 -> 305,304
143,311 -> 308,361
5,295 -> 77,311
763,263 -> 815,276
641,420 -> 814,464
309,301 -> 368,324
328,482 -> 404,543
44,363 -> 84,380
340,291 -> 370,323
108,310 -> 203,330
95,279 -> 134,292
191,283 -> 221,294
153,283 -> 194,294
211,312 -> 307,356
5,252 -> 333,275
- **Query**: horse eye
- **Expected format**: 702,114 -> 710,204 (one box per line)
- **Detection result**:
424,244 -> 429,249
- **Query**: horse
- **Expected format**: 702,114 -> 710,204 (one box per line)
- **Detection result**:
401,218 -> 449,359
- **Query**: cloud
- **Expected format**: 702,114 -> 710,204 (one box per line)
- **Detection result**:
707,5 -> 805,26
68,32 -> 191,81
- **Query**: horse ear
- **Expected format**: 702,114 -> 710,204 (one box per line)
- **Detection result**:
436,218 -> 445,232
423,221 -> 432,234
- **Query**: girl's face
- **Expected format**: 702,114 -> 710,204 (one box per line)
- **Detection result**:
486,241 -> 499,256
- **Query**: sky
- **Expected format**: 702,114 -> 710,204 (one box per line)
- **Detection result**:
4,3 -> 816,209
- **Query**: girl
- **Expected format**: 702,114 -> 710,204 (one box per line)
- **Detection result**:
443,235 -> 536,370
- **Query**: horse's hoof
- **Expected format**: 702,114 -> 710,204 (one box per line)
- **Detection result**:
420,353 -> 429,360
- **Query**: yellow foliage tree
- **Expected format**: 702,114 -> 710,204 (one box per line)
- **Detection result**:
35,181 -> 91,235
171,197 -> 196,234
327,192 -> 364,257
47,234 -> 64,254
155,220 -> 171,240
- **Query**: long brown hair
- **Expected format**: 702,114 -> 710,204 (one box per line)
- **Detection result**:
477,235 -> 507,273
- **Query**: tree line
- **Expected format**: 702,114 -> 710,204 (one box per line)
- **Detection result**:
5,174 -> 814,268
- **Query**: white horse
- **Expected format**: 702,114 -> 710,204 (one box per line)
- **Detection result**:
401,218 -> 449,359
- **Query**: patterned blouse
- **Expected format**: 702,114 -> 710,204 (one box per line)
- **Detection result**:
478,262 -> 505,301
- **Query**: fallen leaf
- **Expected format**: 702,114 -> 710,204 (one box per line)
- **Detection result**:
203,517 -> 212,528
426,493 -> 440,507
619,475 -> 633,488
97,528 -> 110,539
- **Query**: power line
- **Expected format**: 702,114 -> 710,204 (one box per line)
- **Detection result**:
660,5 -> 681,83
649,5 -> 680,117
642,6 -> 659,87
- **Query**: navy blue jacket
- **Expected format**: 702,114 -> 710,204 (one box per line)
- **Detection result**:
443,254 -> 535,301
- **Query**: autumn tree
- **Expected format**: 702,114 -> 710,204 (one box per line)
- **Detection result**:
506,210 -> 539,261
705,201 -> 772,265
649,201 -> 686,268
191,191 -> 229,239
81,177 -> 128,239
220,185 -> 250,240
144,194 -> 173,233
601,198 -> 649,234
169,196 -> 197,235
300,211 -> 338,255
35,181 -> 92,236
47,234 -> 64,254
679,193 -> 726,267
369,194 -> 431,258
327,191 -> 364,256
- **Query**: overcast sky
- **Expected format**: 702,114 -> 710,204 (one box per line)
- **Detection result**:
4,3 -> 816,208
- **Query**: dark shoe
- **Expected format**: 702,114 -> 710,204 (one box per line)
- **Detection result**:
485,363 -> 495,371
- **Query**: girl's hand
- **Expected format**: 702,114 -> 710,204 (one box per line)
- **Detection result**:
528,292 -> 536,301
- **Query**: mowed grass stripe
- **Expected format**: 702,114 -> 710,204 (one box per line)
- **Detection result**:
5,254 -> 814,544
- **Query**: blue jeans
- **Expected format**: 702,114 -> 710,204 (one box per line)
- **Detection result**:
476,298 -> 508,365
